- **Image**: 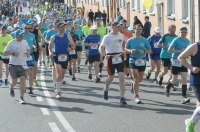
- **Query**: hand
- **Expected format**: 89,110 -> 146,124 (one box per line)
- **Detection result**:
67,47 -> 72,52
130,49 -> 136,54
138,49 -> 145,54
14,52 -> 20,57
192,67 -> 200,73
105,55 -> 110,59
49,52 -> 53,58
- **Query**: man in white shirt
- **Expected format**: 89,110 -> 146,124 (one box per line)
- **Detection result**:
4,29 -> 30,104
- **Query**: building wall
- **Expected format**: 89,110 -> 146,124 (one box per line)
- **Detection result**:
64,0 -> 191,39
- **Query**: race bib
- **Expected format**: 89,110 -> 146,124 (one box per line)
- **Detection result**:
112,56 -> 122,64
154,42 -> 159,48
135,59 -> 145,66
69,50 -> 76,55
172,59 -> 182,67
27,56 -> 33,61
1,55 -> 9,59
91,44 -> 98,49
58,54 -> 68,62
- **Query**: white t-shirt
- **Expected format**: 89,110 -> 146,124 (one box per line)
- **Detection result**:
101,33 -> 124,54
4,40 -> 30,66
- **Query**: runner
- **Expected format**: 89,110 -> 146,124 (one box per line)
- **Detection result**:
49,22 -> 74,98
84,25 -> 101,83
4,29 -> 30,104
157,24 -> 177,86
0,26 -> 13,86
23,23 -> 37,94
178,41 -> 200,132
125,24 -> 151,104
99,22 -> 127,105
146,27 -> 162,84
165,26 -> 190,104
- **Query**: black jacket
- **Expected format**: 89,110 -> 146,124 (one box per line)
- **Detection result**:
142,21 -> 152,38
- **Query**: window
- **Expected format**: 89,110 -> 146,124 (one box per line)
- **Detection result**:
106,0 -> 108,6
102,0 -> 104,5
123,0 -> 126,7
136,0 -> 140,11
149,0 -> 155,13
182,0 -> 188,19
167,0 -> 175,16
94,0 -> 96,4
131,0 -> 135,9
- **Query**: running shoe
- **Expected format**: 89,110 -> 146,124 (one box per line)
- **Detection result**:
0,80 -> 3,86
5,79 -> 8,85
146,71 -> 151,80
154,78 -> 158,84
56,92 -> 61,99
103,90 -> 108,100
99,73 -> 102,77
10,88 -> 15,97
88,74 -> 92,80
135,96 -> 142,104
181,98 -> 190,104
94,77 -> 100,83
69,69 -> 72,76
77,67 -> 80,73
62,80 -> 66,84
85,60 -> 88,65
164,85 -> 170,97
72,76 -> 76,81
28,87 -> 33,94
185,118 -> 195,132
120,97 -> 127,105
19,98 -> 25,104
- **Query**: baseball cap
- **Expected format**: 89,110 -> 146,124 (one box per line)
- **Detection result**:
180,26 -> 187,31
7,26 -> 14,32
91,25 -> 98,30
15,29 -> 24,36
27,19 -> 34,24
14,23 -> 20,28
111,21 -> 120,26
1,25 -> 7,30
154,27 -> 161,33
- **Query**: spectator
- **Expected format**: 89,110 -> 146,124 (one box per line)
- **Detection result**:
142,16 -> 151,38
133,16 -> 143,28
117,12 -> 123,22
94,9 -> 102,20
102,10 -> 107,27
88,9 -> 94,23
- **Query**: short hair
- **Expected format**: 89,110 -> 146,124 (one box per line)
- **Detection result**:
168,24 -> 176,29
145,16 -> 149,20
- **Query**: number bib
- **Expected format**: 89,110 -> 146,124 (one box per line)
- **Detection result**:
1,55 -> 9,59
58,54 -> 68,62
26,56 -> 33,61
69,50 -> 76,55
135,59 -> 145,66
154,42 -> 159,48
172,59 -> 182,67
91,44 -> 98,49
112,56 -> 122,64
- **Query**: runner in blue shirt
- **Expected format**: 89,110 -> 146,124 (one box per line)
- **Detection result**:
157,24 -> 177,86
125,24 -> 151,104
146,27 -> 162,84
165,26 -> 190,104
83,25 -> 101,83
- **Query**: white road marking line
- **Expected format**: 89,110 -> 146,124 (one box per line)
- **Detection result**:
34,87 -> 39,91
41,108 -> 50,115
48,122 -> 61,132
36,96 -> 43,102
40,67 -> 76,132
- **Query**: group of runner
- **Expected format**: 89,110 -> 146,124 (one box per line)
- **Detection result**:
0,4 -> 199,131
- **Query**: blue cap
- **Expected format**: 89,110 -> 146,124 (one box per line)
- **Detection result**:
15,29 -> 24,36
27,19 -> 34,24
67,18 -> 73,22
96,17 -> 101,20
180,26 -> 187,30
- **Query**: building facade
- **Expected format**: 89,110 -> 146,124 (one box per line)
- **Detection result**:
65,0 -> 199,42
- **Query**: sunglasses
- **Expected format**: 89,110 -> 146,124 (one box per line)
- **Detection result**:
181,32 -> 187,33
25,28 -> 32,29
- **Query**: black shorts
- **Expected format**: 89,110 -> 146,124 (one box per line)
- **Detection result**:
45,43 -> 49,56
129,63 -> 146,72
106,55 -> 125,75
53,56 -> 68,69
76,46 -> 82,52
88,54 -> 100,64
161,58 -> 171,67
171,66 -> 188,75
68,52 -> 78,61
191,85 -> 200,102
124,54 -> 130,68
0,56 -> 9,64
33,51 -> 39,62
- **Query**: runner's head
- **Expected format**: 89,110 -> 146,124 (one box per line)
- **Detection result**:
87,19 -> 92,26
91,25 -> 98,35
134,24 -> 143,37
168,24 -> 176,35
57,22 -> 66,33
69,26 -> 75,34
24,24 -> 31,34
1,26 -> 7,35
111,21 -> 120,33
96,17 -> 102,27
179,26 -> 188,39
154,27 -> 161,36
73,20 -> 79,29
82,19 -> 87,26
15,29 -> 24,41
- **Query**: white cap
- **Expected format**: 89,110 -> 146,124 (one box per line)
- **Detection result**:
128,27 -> 133,31
7,26 -> 14,32
154,27 -> 161,33
91,25 -> 98,30
14,23 -> 20,28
